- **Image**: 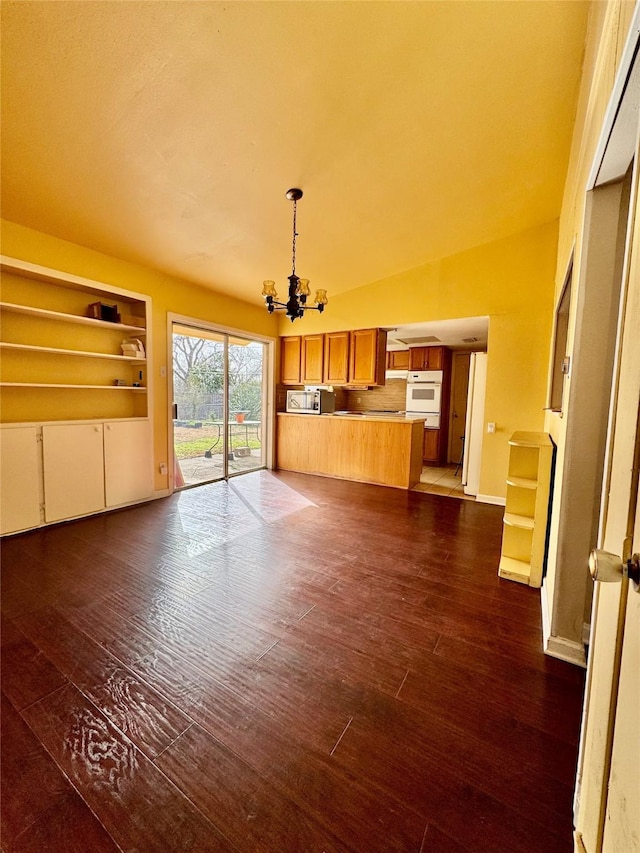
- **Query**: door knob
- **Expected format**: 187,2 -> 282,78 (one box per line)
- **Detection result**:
589,549 -> 640,586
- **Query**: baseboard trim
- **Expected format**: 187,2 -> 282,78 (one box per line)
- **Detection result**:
540,582 -> 587,668
153,488 -> 171,499
475,493 -> 506,506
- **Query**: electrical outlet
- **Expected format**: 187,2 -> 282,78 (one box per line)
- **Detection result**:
357,396 -> 362,404
487,422 -> 496,433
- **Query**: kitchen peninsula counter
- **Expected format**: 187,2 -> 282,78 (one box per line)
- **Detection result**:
276,412 -> 426,489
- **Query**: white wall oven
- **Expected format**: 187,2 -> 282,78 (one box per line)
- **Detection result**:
406,370 -> 443,427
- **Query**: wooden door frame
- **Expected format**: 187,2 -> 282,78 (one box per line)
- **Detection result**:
572,8 -> 640,849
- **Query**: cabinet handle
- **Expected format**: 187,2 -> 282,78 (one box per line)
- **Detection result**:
94,427 -> 100,432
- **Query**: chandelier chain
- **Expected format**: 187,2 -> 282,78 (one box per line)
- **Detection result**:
291,198 -> 298,277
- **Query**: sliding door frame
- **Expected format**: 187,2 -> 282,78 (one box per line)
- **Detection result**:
167,312 -> 276,493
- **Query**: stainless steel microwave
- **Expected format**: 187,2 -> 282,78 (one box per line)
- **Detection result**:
286,389 -> 336,414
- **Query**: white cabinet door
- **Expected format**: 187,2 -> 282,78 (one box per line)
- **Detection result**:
42,424 -> 105,522
0,427 -> 41,534
103,420 -> 153,507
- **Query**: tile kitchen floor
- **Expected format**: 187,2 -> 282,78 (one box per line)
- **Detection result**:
413,464 -> 474,500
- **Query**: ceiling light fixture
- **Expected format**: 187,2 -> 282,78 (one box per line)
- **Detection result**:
262,188 -> 328,322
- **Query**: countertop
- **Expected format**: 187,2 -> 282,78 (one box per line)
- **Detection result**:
278,411 -> 427,424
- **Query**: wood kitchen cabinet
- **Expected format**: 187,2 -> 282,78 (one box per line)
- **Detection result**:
301,334 -> 325,384
323,331 -> 350,384
348,328 -> 387,386
409,346 -> 445,371
280,336 -> 302,385
386,350 -> 410,370
280,328 -> 387,386
423,428 -> 440,463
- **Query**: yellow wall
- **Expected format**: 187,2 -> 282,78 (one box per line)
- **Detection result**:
281,219 -> 559,499
1,218 -> 278,492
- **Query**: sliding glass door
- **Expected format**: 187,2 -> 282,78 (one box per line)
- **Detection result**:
171,322 -> 267,488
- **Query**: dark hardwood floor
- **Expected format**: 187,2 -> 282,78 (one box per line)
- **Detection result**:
1,470 -> 585,852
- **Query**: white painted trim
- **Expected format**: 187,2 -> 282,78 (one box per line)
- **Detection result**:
544,634 -> 587,668
541,580 -> 552,642
587,4 -> 640,189
542,580 -> 587,667
475,493 -> 506,506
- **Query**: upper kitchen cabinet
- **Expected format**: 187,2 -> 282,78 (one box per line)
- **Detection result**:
301,333 -> 325,384
348,328 -> 387,386
323,330 -> 350,385
280,328 -> 387,386
409,346 -> 445,371
386,350 -> 410,370
280,336 -> 301,385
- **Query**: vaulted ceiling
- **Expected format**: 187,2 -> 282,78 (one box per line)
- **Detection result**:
1,1 -> 589,305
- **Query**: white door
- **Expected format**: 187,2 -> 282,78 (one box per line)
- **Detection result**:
573,59 -> 640,851
104,420 -> 153,507
42,423 -> 105,522
462,351 -> 487,496
0,426 -> 41,534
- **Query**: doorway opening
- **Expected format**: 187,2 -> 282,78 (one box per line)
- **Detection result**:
171,321 -> 269,488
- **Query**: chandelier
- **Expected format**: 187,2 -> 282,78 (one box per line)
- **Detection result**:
261,188 -> 328,322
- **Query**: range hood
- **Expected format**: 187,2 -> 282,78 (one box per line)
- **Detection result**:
385,369 -> 409,380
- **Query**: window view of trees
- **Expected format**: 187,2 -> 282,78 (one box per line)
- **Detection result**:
173,334 -> 264,423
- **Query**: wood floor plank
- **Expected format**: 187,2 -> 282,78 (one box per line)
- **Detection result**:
15,606 -> 193,760
1,616 -> 68,711
155,723 -> 354,853
20,684 -> 236,852
0,694 -> 119,852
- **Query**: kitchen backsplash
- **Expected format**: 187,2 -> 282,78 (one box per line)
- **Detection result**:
344,379 -> 407,411
276,381 -> 406,412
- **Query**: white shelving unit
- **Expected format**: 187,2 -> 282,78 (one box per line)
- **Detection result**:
0,256 -> 154,535
498,431 -> 554,587
0,257 -> 150,408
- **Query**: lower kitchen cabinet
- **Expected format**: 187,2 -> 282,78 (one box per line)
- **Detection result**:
423,428 -> 440,463
0,426 -> 41,535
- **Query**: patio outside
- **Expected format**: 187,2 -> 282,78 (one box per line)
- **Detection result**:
173,330 -> 265,486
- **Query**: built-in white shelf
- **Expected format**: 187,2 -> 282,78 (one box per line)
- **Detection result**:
0,341 -> 146,363
503,512 -> 535,530
1,382 -> 146,392
0,301 -> 147,334
505,476 -> 538,489
499,431 -> 554,588
497,556 -> 531,583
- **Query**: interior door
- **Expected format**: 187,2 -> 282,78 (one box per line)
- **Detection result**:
574,156 -> 639,851
448,352 -> 470,463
